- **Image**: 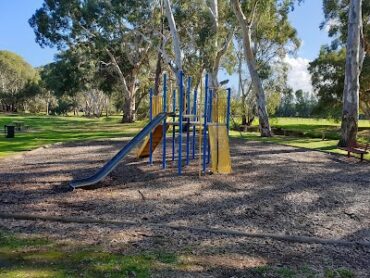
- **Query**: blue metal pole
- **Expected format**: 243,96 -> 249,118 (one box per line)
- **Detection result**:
192,90 -> 197,159
172,89 -> 176,161
208,90 -> 213,122
207,89 -> 213,164
202,74 -> 209,173
162,74 -> 167,169
226,88 -> 231,135
178,71 -> 184,175
186,77 -> 191,165
149,88 -> 153,165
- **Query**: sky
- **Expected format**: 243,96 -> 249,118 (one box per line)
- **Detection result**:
0,0 -> 56,67
0,0 -> 332,93
285,0 -> 332,93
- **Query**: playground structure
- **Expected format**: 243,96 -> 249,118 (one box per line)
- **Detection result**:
70,71 -> 232,189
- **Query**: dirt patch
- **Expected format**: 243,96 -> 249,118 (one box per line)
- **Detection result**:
1,138 -> 370,276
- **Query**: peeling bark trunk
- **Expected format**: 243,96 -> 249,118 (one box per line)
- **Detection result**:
207,0 -> 234,93
104,49 -> 137,123
122,80 -> 137,123
154,0 -> 164,96
339,0 -> 363,146
163,0 -> 185,106
164,0 -> 182,75
123,94 -> 136,123
231,0 -> 271,137
164,0 -> 186,115
154,52 -> 162,96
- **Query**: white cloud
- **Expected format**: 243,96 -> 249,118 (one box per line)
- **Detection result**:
284,56 -> 313,93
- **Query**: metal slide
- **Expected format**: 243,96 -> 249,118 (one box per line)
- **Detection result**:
70,112 -> 167,189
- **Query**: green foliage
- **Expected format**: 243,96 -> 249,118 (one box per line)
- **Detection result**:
309,47 -> 346,118
309,45 -> 370,118
0,51 -> 38,112
277,88 -> 296,117
275,89 -> 317,117
321,0 -> 370,49
41,50 -> 86,98
238,0 -> 300,78
29,0 -> 157,122
50,98 -> 74,116
266,90 -> 281,115
312,0 -> 370,120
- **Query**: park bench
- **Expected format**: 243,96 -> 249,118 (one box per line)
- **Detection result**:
339,141 -> 369,161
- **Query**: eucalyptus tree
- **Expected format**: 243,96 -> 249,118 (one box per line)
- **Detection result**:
0,51 -> 38,112
309,47 -> 346,118
30,0 -> 154,122
41,48 -> 92,115
204,0 -> 235,90
231,0 -> 299,137
321,0 -> 369,146
322,0 -> 369,52
159,0 -> 235,94
340,0 -> 365,146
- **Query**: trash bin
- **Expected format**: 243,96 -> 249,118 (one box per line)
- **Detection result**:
5,125 -> 15,138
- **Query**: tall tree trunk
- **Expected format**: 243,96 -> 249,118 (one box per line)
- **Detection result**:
122,81 -> 137,123
154,52 -> 163,96
207,0 -> 234,93
122,95 -> 136,123
154,0 -> 164,96
339,0 -> 363,146
164,0 -> 183,83
231,0 -> 272,137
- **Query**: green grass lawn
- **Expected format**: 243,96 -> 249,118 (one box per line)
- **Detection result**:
230,117 -> 370,161
268,117 -> 370,140
229,131 -> 370,161
1,114 -> 369,160
0,114 -> 146,157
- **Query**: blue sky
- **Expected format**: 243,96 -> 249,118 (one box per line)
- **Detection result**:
0,0 -> 331,92
0,0 -> 56,67
289,0 -> 331,60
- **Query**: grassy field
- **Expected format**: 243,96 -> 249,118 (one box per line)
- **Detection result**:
269,117 -> 370,140
1,114 -> 369,160
0,114 -> 145,157
230,117 -> 370,161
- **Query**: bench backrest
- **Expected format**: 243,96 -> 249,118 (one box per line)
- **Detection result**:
352,141 -> 369,151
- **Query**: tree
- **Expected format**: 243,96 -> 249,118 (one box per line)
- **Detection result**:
0,51 -> 38,112
164,0 -> 183,81
339,0 -> 365,146
230,0 -> 299,136
277,88 -> 295,117
320,0 -> 369,145
231,0 -> 271,136
30,0 -> 153,122
309,47 -> 346,117
322,0 -> 369,53
206,0 -> 235,91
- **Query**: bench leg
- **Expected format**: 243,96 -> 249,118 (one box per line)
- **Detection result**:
347,151 -> 350,158
360,154 -> 363,162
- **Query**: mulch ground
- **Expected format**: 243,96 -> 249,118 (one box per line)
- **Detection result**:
0,137 -> 370,277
